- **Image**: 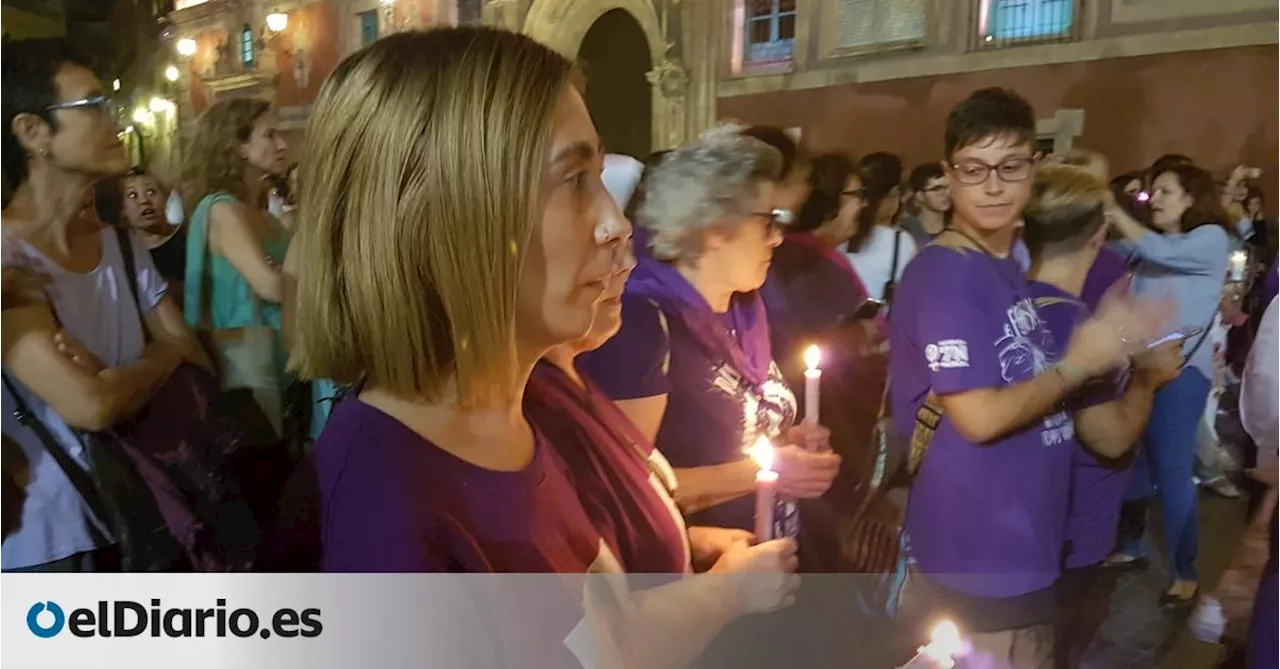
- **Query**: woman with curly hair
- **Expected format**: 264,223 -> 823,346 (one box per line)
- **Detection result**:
178,98 -> 290,435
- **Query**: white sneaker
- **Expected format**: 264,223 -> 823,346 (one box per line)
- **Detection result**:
1189,596 -> 1227,643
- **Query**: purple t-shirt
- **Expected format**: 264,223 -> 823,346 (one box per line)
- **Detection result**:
525,361 -> 689,573
1080,247 -> 1128,312
1030,281 -> 1131,570
580,295 -> 798,532
890,246 -> 1074,598
314,399 -> 608,573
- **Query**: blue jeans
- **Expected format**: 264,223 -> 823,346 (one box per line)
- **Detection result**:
1143,368 -> 1211,581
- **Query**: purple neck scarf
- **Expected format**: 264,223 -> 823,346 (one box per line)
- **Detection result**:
625,254 -> 775,388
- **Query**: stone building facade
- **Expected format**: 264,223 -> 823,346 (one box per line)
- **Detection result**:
163,0 -> 1277,190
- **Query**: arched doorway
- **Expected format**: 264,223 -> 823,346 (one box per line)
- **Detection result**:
577,9 -> 652,159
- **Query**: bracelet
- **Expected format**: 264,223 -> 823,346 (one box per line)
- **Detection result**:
1053,361 -> 1086,389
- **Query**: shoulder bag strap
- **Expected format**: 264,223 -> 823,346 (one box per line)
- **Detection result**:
884,229 -> 903,304
114,226 -> 152,344
1180,309 -> 1219,370
2,372 -> 112,526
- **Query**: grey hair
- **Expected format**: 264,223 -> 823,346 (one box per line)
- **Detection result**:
637,123 -> 783,262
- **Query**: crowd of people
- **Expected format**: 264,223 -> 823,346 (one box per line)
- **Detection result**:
1,27 -> 1276,669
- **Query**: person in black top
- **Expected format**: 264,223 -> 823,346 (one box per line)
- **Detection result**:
94,167 -> 186,290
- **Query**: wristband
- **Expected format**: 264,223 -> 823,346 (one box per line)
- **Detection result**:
1054,361 -> 1086,389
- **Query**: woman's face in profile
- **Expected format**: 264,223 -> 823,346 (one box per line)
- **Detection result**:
516,87 -> 630,352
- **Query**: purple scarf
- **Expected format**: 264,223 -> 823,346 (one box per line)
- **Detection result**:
625,254 -> 775,388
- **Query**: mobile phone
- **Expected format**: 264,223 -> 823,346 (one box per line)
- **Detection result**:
853,298 -> 886,320
1147,326 -> 1205,349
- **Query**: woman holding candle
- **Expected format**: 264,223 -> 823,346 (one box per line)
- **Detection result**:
1107,163 -> 1233,608
580,125 -> 840,542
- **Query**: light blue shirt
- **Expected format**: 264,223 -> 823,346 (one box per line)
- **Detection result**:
1113,225 -> 1230,379
2,228 -> 167,569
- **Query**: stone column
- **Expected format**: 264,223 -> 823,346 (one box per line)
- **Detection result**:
647,57 -> 689,151
679,0 -> 720,144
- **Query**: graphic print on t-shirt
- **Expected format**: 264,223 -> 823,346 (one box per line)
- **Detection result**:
709,358 -> 798,538
992,297 -> 1073,447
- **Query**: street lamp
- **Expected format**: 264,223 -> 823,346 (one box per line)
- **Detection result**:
132,107 -> 153,125
149,97 -> 175,114
164,65 -> 180,82
112,78 -> 121,91
176,37 -> 197,58
266,12 -> 289,34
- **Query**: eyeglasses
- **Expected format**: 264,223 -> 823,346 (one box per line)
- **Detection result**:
950,156 -> 1035,185
921,184 -> 950,194
842,187 -> 868,199
748,208 -> 794,233
44,95 -> 116,118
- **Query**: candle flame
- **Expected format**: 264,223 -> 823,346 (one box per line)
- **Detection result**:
748,436 -> 774,472
804,344 -> 821,371
921,619 -> 963,666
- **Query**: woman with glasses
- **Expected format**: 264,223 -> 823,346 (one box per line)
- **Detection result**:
1106,163 -> 1232,609
1,39 -> 207,571
580,125 -> 839,541
177,98 -> 291,437
842,152 -> 916,303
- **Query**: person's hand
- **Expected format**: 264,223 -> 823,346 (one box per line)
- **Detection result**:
773,444 -> 840,499
1131,341 -> 1184,388
1,266 -> 50,311
54,329 -> 106,374
783,422 -> 831,453
688,526 -> 754,572
709,537 -> 800,614
1064,284 -> 1172,378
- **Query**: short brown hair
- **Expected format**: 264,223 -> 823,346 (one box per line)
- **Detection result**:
289,28 -> 575,405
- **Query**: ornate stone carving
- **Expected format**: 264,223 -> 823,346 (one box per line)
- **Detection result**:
646,57 -> 688,99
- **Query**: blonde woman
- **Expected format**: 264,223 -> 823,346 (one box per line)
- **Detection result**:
178,98 -> 290,435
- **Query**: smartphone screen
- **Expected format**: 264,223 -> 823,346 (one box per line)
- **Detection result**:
1148,326 -> 1205,349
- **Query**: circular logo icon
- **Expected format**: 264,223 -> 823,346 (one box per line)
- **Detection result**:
924,343 -> 939,363
27,601 -> 65,638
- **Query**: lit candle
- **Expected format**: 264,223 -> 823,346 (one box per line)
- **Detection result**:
803,344 -> 822,427
749,436 -> 778,542
1229,249 -> 1249,283
898,620 -> 965,669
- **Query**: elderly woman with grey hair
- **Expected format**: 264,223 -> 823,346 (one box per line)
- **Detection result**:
580,125 -> 840,540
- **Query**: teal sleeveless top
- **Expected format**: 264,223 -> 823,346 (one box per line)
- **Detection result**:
184,193 -> 291,391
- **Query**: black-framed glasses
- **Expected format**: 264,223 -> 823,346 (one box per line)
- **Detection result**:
950,156 -> 1035,185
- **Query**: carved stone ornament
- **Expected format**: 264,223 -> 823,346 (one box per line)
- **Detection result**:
646,58 -> 688,99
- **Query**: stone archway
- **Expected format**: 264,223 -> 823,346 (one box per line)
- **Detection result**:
523,0 -> 684,152
578,9 -> 652,158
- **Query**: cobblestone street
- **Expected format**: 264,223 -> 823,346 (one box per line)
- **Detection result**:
1083,491 -> 1254,668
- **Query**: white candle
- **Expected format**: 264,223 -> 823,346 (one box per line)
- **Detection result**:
749,437 -> 777,542
897,620 -> 964,669
1229,250 -> 1248,283
803,344 -> 822,427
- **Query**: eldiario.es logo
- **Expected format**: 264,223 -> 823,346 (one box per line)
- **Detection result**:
27,599 -> 322,639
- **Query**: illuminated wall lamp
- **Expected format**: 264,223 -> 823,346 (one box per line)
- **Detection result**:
266,12 -> 289,34
164,65 -> 181,82
176,37 -> 197,58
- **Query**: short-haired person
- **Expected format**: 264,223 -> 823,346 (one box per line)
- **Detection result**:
1,39 -> 207,571
1107,163 -> 1232,607
581,125 -> 839,541
889,88 -> 1164,665
900,162 -> 951,247
1021,166 -> 1184,667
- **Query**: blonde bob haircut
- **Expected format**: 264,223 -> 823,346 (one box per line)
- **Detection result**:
290,28 -> 575,405
1023,164 -> 1109,259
